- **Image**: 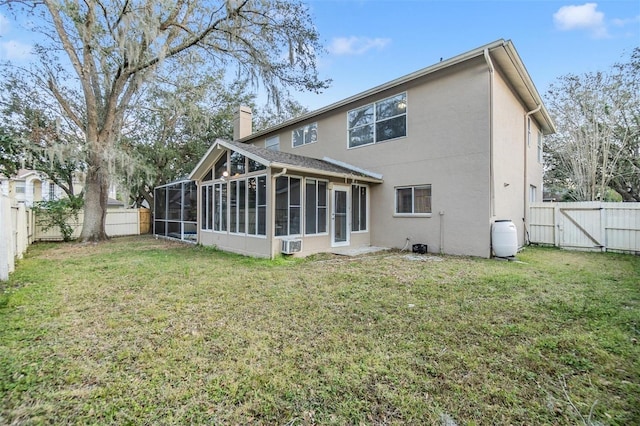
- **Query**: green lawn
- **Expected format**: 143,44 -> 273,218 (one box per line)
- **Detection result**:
1,236 -> 638,425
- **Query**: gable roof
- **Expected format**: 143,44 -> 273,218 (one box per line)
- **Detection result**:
238,39 -> 555,141
189,139 -> 383,183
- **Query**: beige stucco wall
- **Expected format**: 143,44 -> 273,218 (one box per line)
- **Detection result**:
491,66 -> 544,249
249,58 -> 494,257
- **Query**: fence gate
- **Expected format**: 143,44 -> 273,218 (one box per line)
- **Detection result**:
557,205 -> 604,251
529,202 -> 640,253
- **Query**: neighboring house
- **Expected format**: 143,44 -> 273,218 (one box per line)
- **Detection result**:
188,39 -> 556,258
0,169 -> 123,208
0,169 -> 74,207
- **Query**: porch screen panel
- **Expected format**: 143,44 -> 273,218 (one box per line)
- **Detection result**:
257,176 -> 266,235
155,187 -> 167,219
248,177 -> 257,235
289,178 -> 301,235
201,186 -> 205,229
214,183 -> 228,231
305,179 -> 317,234
230,181 -> 238,233
238,180 -> 246,233
184,181 -> 197,222
305,179 -> 327,235
275,176 -> 288,236
207,186 -> 213,229
318,181 -> 327,233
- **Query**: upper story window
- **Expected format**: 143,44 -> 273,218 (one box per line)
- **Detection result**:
292,123 -> 317,148
266,135 -> 280,151
348,92 -> 407,148
537,132 -> 543,164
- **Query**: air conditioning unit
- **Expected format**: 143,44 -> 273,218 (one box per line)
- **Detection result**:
281,239 -> 302,254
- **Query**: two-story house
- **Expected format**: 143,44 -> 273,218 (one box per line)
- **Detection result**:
187,39 -> 556,258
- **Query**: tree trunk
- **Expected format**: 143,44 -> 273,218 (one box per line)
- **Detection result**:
79,154 -> 109,242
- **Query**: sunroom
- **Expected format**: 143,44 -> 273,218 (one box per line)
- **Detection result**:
189,139 -> 383,258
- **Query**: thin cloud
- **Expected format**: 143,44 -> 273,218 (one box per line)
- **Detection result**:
328,36 -> 391,56
1,40 -> 33,61
0,13 -> 9,36
553,3 -> 609,38
612,15 -> 640,27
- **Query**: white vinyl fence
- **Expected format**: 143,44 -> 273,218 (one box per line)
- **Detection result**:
529,202 -> 640,254
1,202 -> 149,281
34,208 -> 145,241
1,195 -> 33,281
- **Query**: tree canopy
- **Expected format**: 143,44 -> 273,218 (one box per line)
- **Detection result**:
544,48 -> 639,201
1,0 -> 328,240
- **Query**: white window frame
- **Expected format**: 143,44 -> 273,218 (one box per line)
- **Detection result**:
265,135 -> 280,151
351,184 -> 368,232
292,123 -> 318,148
304,178 -> 328,236
530,185 -> 537,203
537,132 -> 543,164
201,184 -> 213,232
394,184 -> 432,217
275,175 -> 302,237
347,92 -> 407,149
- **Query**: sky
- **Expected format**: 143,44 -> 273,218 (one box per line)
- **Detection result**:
298,0 -> 640,109
0,0 -> 638,111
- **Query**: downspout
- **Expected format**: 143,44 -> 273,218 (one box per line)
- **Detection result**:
484,48 -> 495,219
272,168 -> 288,179
269,168 -> 287,259
524,105 -> 541,245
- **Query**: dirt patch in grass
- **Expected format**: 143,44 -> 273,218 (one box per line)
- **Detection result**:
1,237 -> 639,425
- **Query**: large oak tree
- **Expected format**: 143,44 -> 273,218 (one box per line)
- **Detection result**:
2,0 -> 328,241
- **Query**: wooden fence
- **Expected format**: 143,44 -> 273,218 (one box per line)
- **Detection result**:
1,202 -> 151,281
529,202 -> 640,254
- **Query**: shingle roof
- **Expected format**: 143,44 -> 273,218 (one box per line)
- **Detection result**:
190,138 -> 383,183
224,140 -> 382,180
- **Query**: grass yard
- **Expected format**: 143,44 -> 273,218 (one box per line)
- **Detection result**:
1,236 -> 639,425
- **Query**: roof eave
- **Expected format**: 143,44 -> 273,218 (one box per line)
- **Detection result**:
270,162 -> 383,184
240,39 -> 511,142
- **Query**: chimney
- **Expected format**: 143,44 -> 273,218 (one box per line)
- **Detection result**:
233,106 -> 252,140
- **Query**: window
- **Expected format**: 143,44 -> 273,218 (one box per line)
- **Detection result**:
215,154 -> 228,179
49,182 -> 56,200
396,185 -> 431,215
230,151 -> 245,176
266,135 -> 280,151
247,176 -> 267,236
292,123 -> 318,147
213,182 -> 227,231
527,117 -> 531,147
351,185 -> 367,231
275,176 -> 301,236
16,184 -> 25,194
201,185 -> 213,231
305,179 -> 327,234
348,92 -> 407,148
249,158 -> 266,173
530,185 -> 537,203
537,132 -> 543,164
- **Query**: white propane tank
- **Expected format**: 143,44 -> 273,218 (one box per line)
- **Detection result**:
492,220 -> 518,257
